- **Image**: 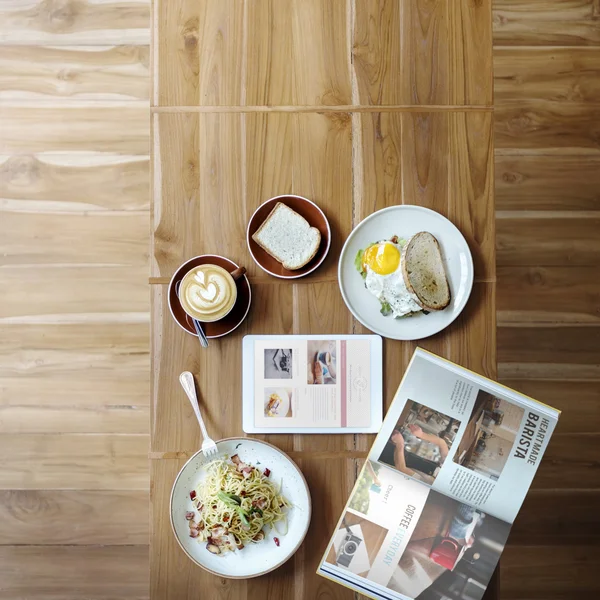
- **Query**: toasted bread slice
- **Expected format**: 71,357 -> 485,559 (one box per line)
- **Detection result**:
401,232 -> 450,311
252,202 -> 321,270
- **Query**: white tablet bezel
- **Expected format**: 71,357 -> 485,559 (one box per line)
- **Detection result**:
242,334 -> 383,434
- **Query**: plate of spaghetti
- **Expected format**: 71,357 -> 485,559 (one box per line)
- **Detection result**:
170,437 -> 311,578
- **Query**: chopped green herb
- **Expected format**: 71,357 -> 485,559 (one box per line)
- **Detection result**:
354,248 -> 365,276
380,302 -> 392,316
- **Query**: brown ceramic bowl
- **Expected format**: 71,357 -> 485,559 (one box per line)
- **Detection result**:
168,255 -> 251,338
246,195 -> 331,279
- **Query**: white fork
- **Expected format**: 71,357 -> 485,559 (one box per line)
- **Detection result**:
179,371 -> 218,458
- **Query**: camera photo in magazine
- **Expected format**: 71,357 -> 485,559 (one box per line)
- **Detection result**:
325,511 -> 389,578
387,491 -> 511,600
453,390 -> 525,482
378,401 -> 461,485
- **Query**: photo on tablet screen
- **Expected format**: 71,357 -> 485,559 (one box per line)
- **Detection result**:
307,340 -> 337,385
264,348 -> 293,379
264,388 -> 293,418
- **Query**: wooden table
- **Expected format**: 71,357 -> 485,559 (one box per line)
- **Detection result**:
150,1 -> 497,598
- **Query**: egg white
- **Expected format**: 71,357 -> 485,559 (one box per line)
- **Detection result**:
363,244 -> 422,317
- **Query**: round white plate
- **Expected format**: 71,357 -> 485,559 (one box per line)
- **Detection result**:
338,206 -> 474,341
264,388 -> 291,418
170,438 -> 311,578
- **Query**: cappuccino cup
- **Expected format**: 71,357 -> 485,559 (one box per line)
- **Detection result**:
178,264 -> 245,323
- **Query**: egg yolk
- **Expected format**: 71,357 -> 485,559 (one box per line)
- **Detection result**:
362,242 -> 400,275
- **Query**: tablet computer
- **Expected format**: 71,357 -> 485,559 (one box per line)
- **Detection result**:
242,334 -> 383,434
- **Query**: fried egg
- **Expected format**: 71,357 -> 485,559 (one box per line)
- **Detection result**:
362,241 -> 422,317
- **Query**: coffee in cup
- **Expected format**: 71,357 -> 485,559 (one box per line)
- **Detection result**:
178,264 -> 245,323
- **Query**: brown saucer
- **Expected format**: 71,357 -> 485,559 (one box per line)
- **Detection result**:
168,255 -> 251,338
246,194 -> 331,279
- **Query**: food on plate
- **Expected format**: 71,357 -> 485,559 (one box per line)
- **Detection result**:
252,202 -> 321,270
354,232 -> 450,318
186,455 -> 290,555
402,232 -> 450,311
266,393 -> 282,417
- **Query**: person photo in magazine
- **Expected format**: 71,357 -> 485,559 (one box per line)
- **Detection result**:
379,401 -> 460,484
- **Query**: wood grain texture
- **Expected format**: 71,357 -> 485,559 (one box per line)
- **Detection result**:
0,153 -> 150,212
0,546 -> 149,600
498,325 -> 600,381
0,434 -> 148,489
0,0 -> 152,597
449,0 -> 493,105
0,266 -> 148,320
0,212 -> 147,266
0,106 -> 149,154
0,45 -> 149,101
495,100 -> 600,153
493,0 -> 600,46
0,489 -> 148,544
510,490 -> 600,545
449,111 -> 495,279
0,0 -> 150,46
400,0 -> 449,105
495,47 -> 600,105
493,7 -> 600,592
497,214 -> 600,266
501,545 -> 600,599
402,112 -> 449,214
0,322 -> 149,407
352,0 -> 402,105
497,266 -> 600,324
495,154 -> 600,212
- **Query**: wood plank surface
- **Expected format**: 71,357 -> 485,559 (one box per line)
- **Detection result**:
0,44 -> 149,101
0,433 -> 149,489
0,153 -> 150,212
495,154 -> 600,212
501,544 -> 600,599
0,322 -> 149,407
497,214 -> 600,266
0,489 -> 148,544
0,546 -> 149,600
497,266 -> 600,324
493,0 -> 600,46
0,0 -> 150,46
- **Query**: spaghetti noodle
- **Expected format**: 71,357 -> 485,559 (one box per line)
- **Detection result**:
186,455 -> 290,555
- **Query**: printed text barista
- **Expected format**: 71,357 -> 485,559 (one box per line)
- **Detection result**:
513,412 -> 549,465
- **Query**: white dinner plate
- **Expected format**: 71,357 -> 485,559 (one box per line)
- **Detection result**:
338,206 -> 474,341
170,438 -> 311,578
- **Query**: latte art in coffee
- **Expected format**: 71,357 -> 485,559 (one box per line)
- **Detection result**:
179,265 -> 237,322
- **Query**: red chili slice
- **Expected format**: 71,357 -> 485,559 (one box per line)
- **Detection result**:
264,468 -> 271,478
274,537 -> 280,547
190,490 -> 197,500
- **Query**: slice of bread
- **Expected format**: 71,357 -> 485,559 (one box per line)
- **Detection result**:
252,202 -> 321,270
401,232 -> 451,311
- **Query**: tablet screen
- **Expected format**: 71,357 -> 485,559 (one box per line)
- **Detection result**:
243,335 -> 382,433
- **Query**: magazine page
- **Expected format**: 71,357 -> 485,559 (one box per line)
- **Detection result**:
251,337 -> 372,429
319,460 -> 510,600
368,349 -> 559,524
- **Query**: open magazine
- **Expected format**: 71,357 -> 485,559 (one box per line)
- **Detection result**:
317,348 -> 560,600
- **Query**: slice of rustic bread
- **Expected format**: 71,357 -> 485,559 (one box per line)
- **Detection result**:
252,202 -> 321,270
401,232 -> 451,311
